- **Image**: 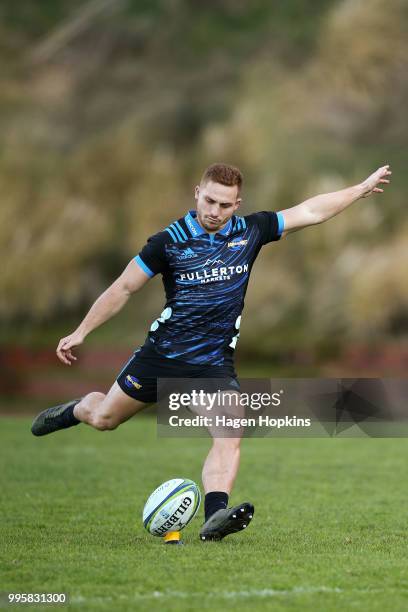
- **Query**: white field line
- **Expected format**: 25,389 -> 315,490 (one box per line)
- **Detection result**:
71,586 -> 344,604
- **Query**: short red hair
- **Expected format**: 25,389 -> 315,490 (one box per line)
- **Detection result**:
200,163 -> 243,192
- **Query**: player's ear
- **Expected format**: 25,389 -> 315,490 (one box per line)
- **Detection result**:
194,185 -> 200,200
235,197 -> 242,210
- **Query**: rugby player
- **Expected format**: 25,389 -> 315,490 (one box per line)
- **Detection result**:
31,162 -> 391,540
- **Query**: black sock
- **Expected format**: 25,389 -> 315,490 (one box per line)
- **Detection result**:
204,491 -> 229,521
61,401 -> 81,427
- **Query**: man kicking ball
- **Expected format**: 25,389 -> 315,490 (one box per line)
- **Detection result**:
31,162 -> 391,540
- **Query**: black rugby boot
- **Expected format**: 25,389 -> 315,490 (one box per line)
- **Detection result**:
31,399 -> 81,436
199,502 -> 254,541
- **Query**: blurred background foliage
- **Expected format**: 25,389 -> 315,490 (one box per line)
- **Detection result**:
0,0 -> 407,372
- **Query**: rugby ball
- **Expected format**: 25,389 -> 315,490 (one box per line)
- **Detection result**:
143,478 -> 201,536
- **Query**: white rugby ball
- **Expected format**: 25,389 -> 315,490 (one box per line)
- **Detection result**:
143,478 -> 201,536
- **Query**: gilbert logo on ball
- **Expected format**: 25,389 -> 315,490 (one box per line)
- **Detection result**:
143,478 -> 201,536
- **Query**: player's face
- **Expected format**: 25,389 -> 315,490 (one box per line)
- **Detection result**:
194,181 -> 241,233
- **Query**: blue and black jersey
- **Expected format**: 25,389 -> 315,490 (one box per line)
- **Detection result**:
135,210 -> 284,366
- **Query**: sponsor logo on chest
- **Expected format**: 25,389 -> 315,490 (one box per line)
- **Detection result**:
177,263 -> 249,284
228,239 -> 248,248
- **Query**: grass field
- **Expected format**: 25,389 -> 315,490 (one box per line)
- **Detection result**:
1,415 -> 408,611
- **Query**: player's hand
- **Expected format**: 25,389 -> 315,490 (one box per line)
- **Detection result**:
360,165 -> 392,198
56,331 -> 84,365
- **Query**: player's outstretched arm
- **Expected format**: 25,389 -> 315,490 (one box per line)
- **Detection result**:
56,259 -> 151,365
279,165 -> 392,236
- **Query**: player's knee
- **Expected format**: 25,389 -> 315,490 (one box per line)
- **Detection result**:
213,436 -> 242,450
91,413 -> 119,431
79,392 -> 106,420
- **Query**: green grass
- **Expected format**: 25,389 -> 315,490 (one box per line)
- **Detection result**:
1,416 -> 408,611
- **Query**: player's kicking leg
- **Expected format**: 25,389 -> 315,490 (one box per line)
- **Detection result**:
31,382 -> 147,436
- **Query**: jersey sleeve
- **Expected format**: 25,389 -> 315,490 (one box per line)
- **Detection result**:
134,231 -> 169,277
246,211 -> 285,245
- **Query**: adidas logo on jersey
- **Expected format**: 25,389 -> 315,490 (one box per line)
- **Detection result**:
177,247 -> 198,260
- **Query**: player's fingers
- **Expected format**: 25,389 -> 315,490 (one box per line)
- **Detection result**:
379,179 -> 390,184
57,350 -> 71,365
56,340 -> 74,364
66,349 -> 77,361
64,352 -> 74,365
373,187 -> 383,193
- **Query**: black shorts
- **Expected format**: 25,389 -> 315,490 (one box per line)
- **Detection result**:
116,342 -> 239,404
